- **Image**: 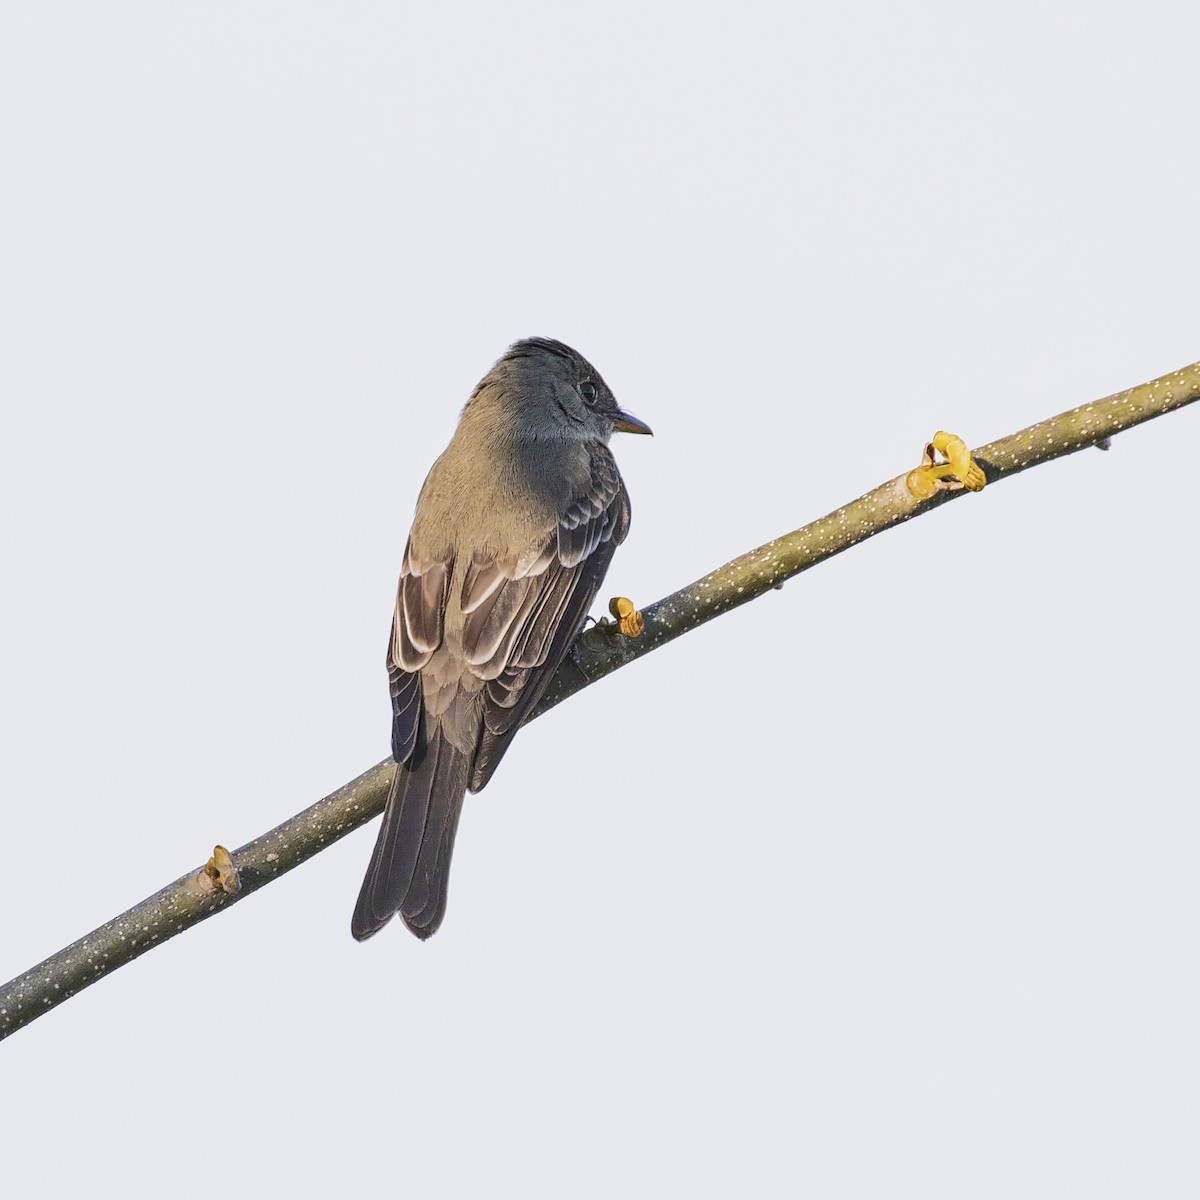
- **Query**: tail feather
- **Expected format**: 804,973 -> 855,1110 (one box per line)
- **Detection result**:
351,726 -> 470,941
402,769 -> 468,936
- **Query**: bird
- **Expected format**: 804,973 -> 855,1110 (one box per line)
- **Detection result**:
352,337 -> 652,941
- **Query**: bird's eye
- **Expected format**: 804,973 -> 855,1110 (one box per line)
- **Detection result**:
579,381 -> 598,405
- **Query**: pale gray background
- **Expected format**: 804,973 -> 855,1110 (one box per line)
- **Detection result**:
2,3 -> 1198,1196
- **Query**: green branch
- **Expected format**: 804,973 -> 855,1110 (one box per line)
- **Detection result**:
3,359 -> 1198,1041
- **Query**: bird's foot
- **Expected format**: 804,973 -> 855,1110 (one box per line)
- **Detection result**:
202,844 -> 242,895
567,635 -> 593,681
905,431 -> 986,499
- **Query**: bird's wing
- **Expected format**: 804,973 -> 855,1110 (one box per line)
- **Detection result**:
463,444 -> 631,792
386,443 -> 631,788
387,541 -> 451,762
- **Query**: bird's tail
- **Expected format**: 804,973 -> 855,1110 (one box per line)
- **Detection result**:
351,724 -> 470,941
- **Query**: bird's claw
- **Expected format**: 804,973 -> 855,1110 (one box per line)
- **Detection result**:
905,430 -> 986,499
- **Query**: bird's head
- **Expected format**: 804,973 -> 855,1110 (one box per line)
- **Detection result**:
467,337 -> 652,443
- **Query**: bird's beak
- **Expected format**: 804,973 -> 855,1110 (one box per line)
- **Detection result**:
612,408 -> 653,436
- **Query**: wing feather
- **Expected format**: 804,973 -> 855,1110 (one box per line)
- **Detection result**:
389,664 -> 422,763
462,576 -> 536,670
386,443 -> 631,791
467,453 -> 631,792
387,538 -> 453,763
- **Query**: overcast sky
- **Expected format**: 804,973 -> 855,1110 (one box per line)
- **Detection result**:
3,3 -> 1199,1197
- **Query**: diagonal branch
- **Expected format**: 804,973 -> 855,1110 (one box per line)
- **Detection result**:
3,360 -> 1198,1041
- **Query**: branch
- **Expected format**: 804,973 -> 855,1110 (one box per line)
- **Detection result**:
4,360 -> 1198,1041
